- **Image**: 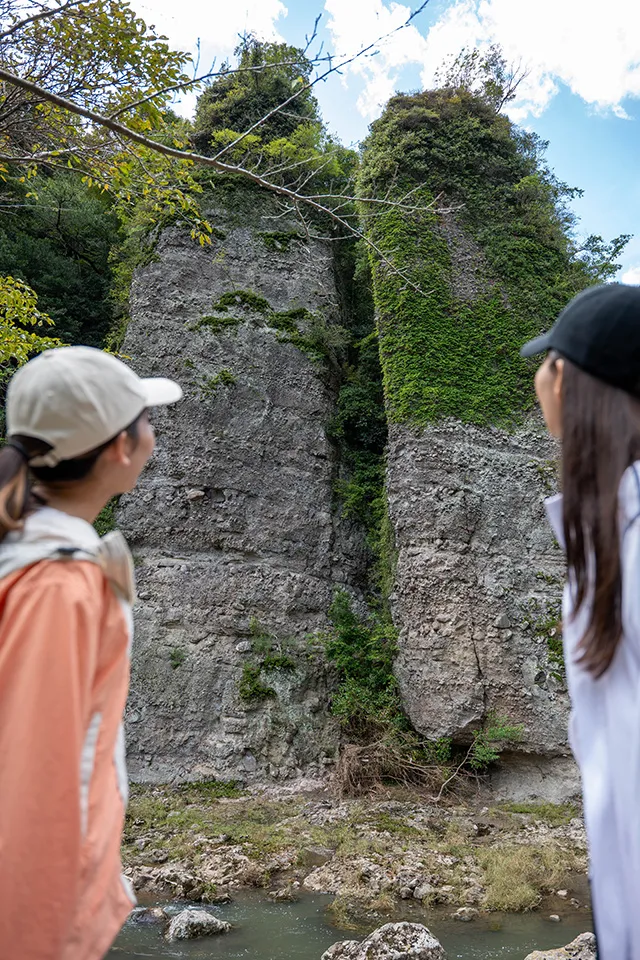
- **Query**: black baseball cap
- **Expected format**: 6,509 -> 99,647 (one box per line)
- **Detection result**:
520,283 -> 640,396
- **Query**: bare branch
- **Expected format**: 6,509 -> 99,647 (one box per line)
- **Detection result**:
496,58 -> 529,111
434,743 -> 475,802
302,14 -> 321,57
108,59 -> 331,121
193,38 -> 202,80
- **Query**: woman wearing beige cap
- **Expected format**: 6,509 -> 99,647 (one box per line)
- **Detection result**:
0,346 -> 182,960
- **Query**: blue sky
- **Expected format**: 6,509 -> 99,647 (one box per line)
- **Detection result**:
135,0 -> 640,280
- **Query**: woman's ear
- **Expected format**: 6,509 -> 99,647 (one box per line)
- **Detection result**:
553,357 -> 564,405
103,431 -> 132,468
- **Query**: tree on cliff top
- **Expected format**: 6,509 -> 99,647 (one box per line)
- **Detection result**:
434,44 -> 528,113
190,35 -> 360,231
194,36 -> 322,150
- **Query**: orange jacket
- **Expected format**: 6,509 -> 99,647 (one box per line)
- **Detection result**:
0,508 -> 135,960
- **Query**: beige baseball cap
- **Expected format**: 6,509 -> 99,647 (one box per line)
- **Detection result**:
6,345 -> 183,467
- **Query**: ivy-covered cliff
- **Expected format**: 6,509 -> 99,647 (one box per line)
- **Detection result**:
359,86 -> 612,427
356,84 -> 619,797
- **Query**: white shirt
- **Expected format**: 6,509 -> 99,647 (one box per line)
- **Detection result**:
546,464 -> 640,960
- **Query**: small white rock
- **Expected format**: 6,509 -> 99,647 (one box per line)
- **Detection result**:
549,914 -> 561,922
413,884 -> 434,901
166,908 -> 231,941
557,889 -> 568,899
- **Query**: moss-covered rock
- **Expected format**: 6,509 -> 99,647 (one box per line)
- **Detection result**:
358,88 -> 596,428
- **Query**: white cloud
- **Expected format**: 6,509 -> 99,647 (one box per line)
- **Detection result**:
324,0 -> 429,118
325,0 -> 640,123
622,266 -> 640,285
130,0 -> 287,116
420,0 -> 640,122
134,0 -> 287,56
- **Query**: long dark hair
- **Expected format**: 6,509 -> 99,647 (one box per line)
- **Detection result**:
561,356 -> 640,676
0,417 -> 142,544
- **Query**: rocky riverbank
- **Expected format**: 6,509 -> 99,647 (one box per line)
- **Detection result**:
122,782 -> 589,927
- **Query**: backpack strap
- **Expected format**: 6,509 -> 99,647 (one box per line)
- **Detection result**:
49,531 -> 135,604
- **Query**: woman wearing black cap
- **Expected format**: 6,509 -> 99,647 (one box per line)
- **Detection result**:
523,283 -> 640,960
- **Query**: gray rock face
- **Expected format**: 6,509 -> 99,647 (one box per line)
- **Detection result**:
387,418 -> 578,798
120,201 -> 365,782
523,932 -> 597,959
121,188 -> 578,795
321,922 -> 446,959
165,908 -> 230,941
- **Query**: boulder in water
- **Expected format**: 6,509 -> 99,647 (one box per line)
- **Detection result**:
321,921 -> 446,959
165,908 -> 231,941
452,907 -> 479,922
268,885 -> 299,902
130,906 -> 169,926
523,932 -> 597,959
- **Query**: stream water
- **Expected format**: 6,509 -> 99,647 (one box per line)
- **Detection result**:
108,893 -> 592,959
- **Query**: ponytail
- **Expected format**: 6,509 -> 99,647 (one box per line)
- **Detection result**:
0,413 -> 144,544
0,436 -> 52,543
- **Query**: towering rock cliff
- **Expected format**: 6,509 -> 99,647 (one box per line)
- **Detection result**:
359,89 -> 595,798
118,188 -> 364,783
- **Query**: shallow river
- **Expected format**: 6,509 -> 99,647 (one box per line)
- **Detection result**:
108,893 -> 592,959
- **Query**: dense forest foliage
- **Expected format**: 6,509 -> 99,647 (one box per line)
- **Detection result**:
0,172 -> 120,346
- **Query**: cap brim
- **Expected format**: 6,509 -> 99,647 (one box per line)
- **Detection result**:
142,377 -> 183,407
520,333 -> 552,358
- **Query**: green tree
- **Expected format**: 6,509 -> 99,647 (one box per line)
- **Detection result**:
0,275 -> 61,365
192,37 -> 358,210
194,36 -> 322,150
0,275 -> 61,436
0,0 -> 214,242
0,172 -> 121,344
573,232 -> 633,283
434,44 -> 528,112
